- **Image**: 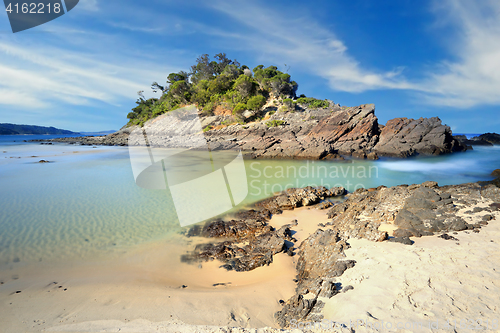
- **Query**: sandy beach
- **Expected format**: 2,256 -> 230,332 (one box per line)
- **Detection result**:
0,198 -> 498,332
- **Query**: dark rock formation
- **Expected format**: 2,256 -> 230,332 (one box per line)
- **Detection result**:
473,133 -> 500,145
40,104 -> 467,159
454,132 -> 500,146
205,105 -> 465,159
275,229 -> 354,327
31,126 -> 135,146
492,169 -> 500,177
182,187 -> 346,272
374,117 -> 465,157
325,181 -> 500,239
275,179 -> 500,327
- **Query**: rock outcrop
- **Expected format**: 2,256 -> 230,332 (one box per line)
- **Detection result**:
31,126 -> 136,146
204,104 -> 465,159
179,178 -> 500,327
325,180 -> 500,239
373,117 -> 464,157
454,132 -> 500,146
275,180 -> 500,327
40,104 -> 467,159
182,186 -> 346,272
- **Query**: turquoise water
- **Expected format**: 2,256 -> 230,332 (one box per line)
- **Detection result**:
0,137 -> 499,268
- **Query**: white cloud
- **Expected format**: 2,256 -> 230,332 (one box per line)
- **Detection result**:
208,0 -> 500,109
108,22 -> 165,33
208,0 -> 414,93
0,37 -> 177,110
418,0 -> 500,108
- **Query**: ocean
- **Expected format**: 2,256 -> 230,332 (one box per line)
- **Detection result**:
0,135 -> 499,270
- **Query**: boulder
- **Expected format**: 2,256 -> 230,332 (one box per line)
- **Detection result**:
373,117 -> 466,157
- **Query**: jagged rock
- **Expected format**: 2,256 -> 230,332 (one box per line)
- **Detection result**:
255,186 -> 345,213
326,181 -> 499,239
274,294 -> 322,328
492,169 -> 500,177
454,132 -> 500,146
182,186 -> 345,272
439,233 -> 459,241
373,117 -> 465,157
295,229 -> 353,295
314,201 -> 333,210
388,236 -> 414,245
274,229 -> 355,326
273,177 -> 500,327
472,133 -> 500,145
199,219 -> 272,239
41,104 -> 467,158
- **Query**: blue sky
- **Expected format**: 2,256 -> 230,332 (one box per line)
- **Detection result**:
1,0 -> 500,133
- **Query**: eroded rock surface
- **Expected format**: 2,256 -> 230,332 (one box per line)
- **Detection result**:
373,117 -> 464,157
275,180 -> 500,327
41,104 -> 466,159
325,181 -> 500,239
182,186 -> 346,272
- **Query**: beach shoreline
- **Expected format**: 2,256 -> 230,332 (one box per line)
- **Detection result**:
1,199 -> 499,332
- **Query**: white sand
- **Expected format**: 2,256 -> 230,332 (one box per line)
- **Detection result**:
321,199 -> 500,332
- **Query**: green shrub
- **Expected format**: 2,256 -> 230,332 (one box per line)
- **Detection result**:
296,97 -> 329,108
203,125 -> 212,132
266,120 -> 285,127
278,105 -> 289,112
221,119 -> 235,126
233,102 -> 247,114
128,54 -> 329,126
247,95 -> 266,111
234,74 -> 256,98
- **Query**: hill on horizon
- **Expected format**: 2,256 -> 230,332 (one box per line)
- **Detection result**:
0,123 -> 78,135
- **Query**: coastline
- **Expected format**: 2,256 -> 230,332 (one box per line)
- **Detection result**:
1,141 -> 500,332
32,103 -> 470,160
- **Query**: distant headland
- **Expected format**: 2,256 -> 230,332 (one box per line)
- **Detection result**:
0,123 -> 77,135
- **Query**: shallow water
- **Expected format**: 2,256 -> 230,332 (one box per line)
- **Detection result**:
0,137 -> 498,269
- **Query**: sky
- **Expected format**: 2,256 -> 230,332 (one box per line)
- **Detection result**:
1,0 -> 500,133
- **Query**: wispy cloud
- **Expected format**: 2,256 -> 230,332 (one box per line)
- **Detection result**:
418,0 -> 500,108
108,22 -> 165,34
208,0 -> 415,93
208,0 -> 500,109
0,40 -> 162,109
77,0 -> 99,12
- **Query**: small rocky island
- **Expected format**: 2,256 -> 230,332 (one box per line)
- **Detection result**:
37,53 -> 469,160
41,103 -> 467,160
